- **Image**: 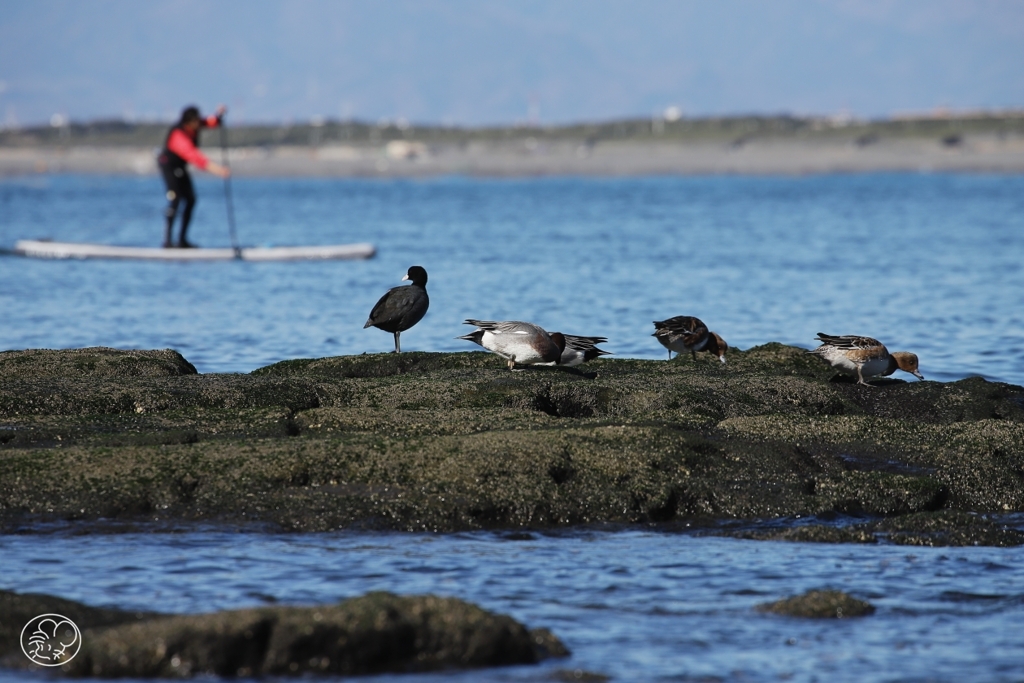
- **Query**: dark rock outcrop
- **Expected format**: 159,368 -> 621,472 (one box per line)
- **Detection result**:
0,348 -> 197,379
756,589 -> 875,619
0,590 -> 567,677
2,346 -> 1023,544
0,590 -> 155,661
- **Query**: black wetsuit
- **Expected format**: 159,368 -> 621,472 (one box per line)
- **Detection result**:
158,136 -> 196,247
157,115 -> 219,247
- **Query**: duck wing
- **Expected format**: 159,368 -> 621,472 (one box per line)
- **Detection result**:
814,333 -> 884,350
464,320 -> 545,336
653,316 -> 709,336
562,334 -> 609,349
366,284 -> 428,330
556,334 -> 610,365
653,316 -> 709,349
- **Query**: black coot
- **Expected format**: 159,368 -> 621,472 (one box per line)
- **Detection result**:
364,266 -> 429,353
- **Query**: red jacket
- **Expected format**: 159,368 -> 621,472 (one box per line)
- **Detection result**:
160,115 -> 221,170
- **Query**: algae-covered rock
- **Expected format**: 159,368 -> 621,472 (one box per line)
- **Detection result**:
253,351 -> 494,378
871,510 -> 1024,547
0,348 -> 197,379
0,590 -> 156,661
2,346 -> 1023,543
551,669 -> 612,682
756,589 -> 875,619
0,590 -> 567,677
732,511 -> 1024,546
70,594 -> 553,677
810,471 -> 948,516
735,524 -> 879,544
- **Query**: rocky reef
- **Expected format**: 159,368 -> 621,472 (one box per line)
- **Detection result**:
1,345 -> 1023,544
755,589 -> 875,619
0,589 -> 566,677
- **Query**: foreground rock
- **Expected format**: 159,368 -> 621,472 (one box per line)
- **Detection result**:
756,590 -> 875,619
0,589 -> 566,677
0,590 -> 156,663
1,346 -> 1023,544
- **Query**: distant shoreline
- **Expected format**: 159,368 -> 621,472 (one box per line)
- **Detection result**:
4,113 -> 1023,177
3,136 -> 1024,178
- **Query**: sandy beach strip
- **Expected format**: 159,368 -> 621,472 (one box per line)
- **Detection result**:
2,135 -> 1024,178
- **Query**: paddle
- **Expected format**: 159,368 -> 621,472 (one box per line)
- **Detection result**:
219,119 -> 242,259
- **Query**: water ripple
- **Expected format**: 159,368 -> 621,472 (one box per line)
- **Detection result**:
1,174 -> 1022,385
2,528 -> 1024,682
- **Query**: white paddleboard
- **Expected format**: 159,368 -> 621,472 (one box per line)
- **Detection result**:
10,239 -> 376,262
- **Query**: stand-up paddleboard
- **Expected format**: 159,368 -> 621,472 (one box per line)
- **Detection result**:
9,239 -> 376,262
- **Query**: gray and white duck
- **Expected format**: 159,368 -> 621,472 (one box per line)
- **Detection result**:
459,319 -> 566,370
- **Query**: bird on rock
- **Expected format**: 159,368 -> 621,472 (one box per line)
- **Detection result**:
809,333 -> 923,386
364,266 -> 429,353
459,319 -> 565,370
652,316 -> 728,363
557,334 -> 611,366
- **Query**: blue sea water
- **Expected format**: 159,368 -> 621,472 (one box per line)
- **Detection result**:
2,173 -> 1024,682
1,173 -> 1023,382
1,527 -> 1024,683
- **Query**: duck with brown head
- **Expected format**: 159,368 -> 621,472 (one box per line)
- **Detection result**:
652,316 -> 728,363
809,333 -> 924,386
364,266 -> 429,353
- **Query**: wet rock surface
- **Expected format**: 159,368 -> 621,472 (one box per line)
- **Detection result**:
0,348 -> 197,379
1,345 -> 1023,544
0,589 -> 156,662
755,589 -> 876,619
0,589 -> 566,677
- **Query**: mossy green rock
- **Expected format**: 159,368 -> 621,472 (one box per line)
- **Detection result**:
2,346 -> 1023,544
0,590 -> 566,677
756,589 -> 875,619
0,348 -> 197,379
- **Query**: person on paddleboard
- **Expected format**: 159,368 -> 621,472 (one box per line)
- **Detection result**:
158,105 -> 230,248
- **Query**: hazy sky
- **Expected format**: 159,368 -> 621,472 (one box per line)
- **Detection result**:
2,0 -> 1023,126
